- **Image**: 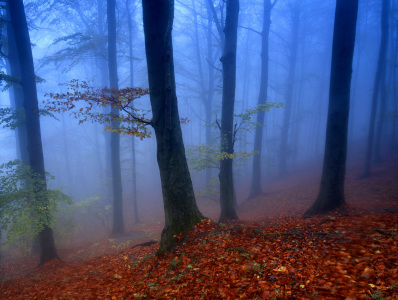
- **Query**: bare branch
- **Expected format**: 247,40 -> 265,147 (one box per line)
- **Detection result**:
238,25 -> 262,36
215,115 -> 221,130
206,57 -> 222,73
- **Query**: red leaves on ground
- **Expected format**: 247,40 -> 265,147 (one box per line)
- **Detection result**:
1,212 -> 397,299
1,157 -> 397,299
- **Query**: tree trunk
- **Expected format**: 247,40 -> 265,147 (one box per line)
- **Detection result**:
248,0 -> 272,200
305,0 -> 358,217
205,0 -> 216,185
278,1 -> 300,177
192,0 -> 213,186
96,0 -> 112,206
142,0 -> 203,252
391,19 -> 398,152
126,0 -> 140,224
107,0 -> 125,234
374,0 -> 390,164
6,19 -> 29,166
8,0 -> 60,264
218,0 -> 239,222
362,0 -> 390,177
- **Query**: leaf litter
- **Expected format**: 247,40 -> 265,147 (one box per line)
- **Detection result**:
0,158 -> 397,299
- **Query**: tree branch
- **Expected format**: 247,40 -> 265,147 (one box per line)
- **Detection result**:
238,25 -> 262,36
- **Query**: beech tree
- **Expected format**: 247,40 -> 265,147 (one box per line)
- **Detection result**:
125,0 -> 140,224
4,14 -> 29,167
107,0 -> 124,234
8,0 -> 60,264
305,0 -> 359,216
142,0 -> 203,252
218,0 -> 239,222
248,0 -> 277,200
362,0 -> 390,177
278,0 -> 301,177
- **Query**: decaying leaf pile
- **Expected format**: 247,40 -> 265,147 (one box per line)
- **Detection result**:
0,158 -> 397,299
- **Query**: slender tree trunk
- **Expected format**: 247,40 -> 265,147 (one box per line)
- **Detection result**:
61,115 -> 73,188
218,0 -> 239,222
204,0 -> 215,185
362,0 -> 390,177
279,2 -> 300,177
96,0 -> 112,205
142,0 -> 203,252
348,20 -> 365,143
374,0 -> 390,163
305,0 -> 358,217
192,0 -> 212,186
107,0 -> 125,234
126,0 -> 140,224
248,0 -> 272,200
8,0 -> 60,264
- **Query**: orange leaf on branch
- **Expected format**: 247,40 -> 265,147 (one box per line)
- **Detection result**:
44,79 -> 152,138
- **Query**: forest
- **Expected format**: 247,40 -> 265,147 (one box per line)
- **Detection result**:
0,0 -> 397,298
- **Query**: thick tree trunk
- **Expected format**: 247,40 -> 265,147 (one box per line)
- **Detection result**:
6,21 -> 29,166
362,0 -> 390,177
218,0 -> 239,222
142,0 -> 203,252
8,0 -> 60,264
248,0 -> 272,200
278,2 -> 300,177
107,0 -> 125,234
305,0 -> 358,217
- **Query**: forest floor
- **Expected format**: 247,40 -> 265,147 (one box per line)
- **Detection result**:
0,156 -> 397,299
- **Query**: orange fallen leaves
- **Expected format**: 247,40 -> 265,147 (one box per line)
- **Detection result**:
1,157 -> 398,299
0,211 -> 397,299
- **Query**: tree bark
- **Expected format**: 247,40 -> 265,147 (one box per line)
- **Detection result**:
362,0 -> 390,177
5,19 -> 29,166
142,0 -> 203,252
248,0 -> 273,200
107,0 -> 125,234
218,0 -> 239,222
305,0 -> 358,217
8,0 -> 60,264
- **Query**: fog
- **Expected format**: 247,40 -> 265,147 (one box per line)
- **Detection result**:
0,0 -> 397,263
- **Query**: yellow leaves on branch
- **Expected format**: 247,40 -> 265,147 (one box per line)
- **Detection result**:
44,79 -> 151,138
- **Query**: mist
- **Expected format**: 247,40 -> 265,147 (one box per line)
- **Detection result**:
0,0 -> 397,297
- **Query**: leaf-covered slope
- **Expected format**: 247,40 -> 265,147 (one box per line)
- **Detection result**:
1,212 -> 397,299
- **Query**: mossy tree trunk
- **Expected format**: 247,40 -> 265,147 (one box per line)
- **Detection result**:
305,0 -> 359,217
142,0 -> 203,252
